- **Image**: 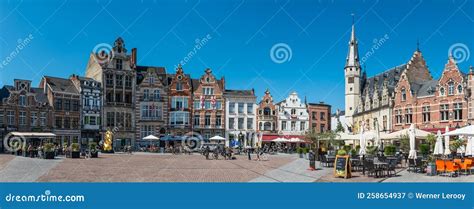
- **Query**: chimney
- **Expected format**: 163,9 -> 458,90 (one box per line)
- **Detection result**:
131,48 -> 137,68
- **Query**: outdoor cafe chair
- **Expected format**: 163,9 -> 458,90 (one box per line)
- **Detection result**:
387,160 -> 397,177
436,160 -> 446,176
445,161 -> 459,177
459,159 -> 472,175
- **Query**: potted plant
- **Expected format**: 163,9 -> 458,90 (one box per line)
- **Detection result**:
425,155 -> 436,176
337,149 -> 347,156
350,149 -> 357,157
70,143 -> 81,159
297,147 -> 304,158
366,146 -> 377,156
384,145 -> 396,156
89,142 -> 99,158
43,143 -> 55,159
419,144 -> 430,157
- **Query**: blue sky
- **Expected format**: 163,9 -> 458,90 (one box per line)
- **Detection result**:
0,0 -> 473,111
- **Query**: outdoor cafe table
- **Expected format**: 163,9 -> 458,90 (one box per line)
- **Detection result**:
373,162 -> 389,178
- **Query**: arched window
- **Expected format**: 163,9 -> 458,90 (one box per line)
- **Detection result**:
457,85 -> 463,94
291,108 -> 296,115
440,87 -> 445,96
401,88 -> 406,101
263,107 -> 271,116
448,82 -> 455,95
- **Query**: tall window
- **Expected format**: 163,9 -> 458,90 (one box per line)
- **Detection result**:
64,99 -> 71,111
194,115 -> 200,126
401,88 -> 407,101
216,115 -> 222,127
454,103 -> 463,120
153,90 -> 160,100
116,75 -> 123,87
116,59 -> 123,70
106,112 -> 114,127
19,111 -> 26,126
291,108 -> 296,115
72,100 -> 79,111
143,89 -> 150,101
300,122 -> 305,131
281,121 -> 287,130
238,103 -> 244,114
176,82 -> 183,91
247,118 -> 253,129
320,112 -> 326,120
422,105 -> 431,122
440,87 -> 445,96
31,112 -> 37,126
7,111 -> 14,125
125,76 -> 132,88
106,74 -> 114,87
64,117 -> 70,129
382,115 -> 387,130
247,103 -> 253,114
457,85 -> 463,94
40,112 -> 46,126
193,101 -> 201,110
19,95 -> 27,106
55,116 -> 62,128
205,101 -> 211,109
405,108 -> 413,124
229,118 -> 235,129
440,104 -> 449,121
140,125 -> 155,139
215,101 -> 222,110
291,121 -> 296,131
229,103 -> 235,114
205,115 -> 211,126
448,82 -> 455,95
238,118 -> 244,129
55,98 -> 62,110
395,109 -> 402,124
141,104 -> 162,120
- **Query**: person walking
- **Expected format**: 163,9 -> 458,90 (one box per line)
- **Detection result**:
247,148 -> 252,160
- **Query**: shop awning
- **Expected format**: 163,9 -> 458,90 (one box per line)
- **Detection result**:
9,132 -> 56,138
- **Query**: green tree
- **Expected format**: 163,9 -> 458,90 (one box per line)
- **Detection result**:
335,120 -> 344,133
400,134 -> 410,154
425,134 -> 436,152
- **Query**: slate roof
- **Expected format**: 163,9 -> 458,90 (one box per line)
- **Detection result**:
360,64 -> 406,99
44,76 -> 80,94
416,80 -> 438,97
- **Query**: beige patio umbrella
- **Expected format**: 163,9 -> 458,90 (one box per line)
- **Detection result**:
444,126 -> 451,156
408,124 -> 417,159
433,130 -> 444,155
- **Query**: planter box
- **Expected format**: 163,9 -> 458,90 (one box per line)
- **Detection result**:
44,152 -> 55,159
71,151 -> 80,159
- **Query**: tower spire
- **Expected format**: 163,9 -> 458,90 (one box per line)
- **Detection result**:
346,14 -> 360,68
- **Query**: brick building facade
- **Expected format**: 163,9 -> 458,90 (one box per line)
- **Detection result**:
307,102 -> 331,133
191,68 -> 225,139
393,56 -> 470,132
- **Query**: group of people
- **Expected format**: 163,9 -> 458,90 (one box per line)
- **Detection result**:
202,146 -> 234,160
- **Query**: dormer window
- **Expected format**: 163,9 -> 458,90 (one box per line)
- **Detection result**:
176,82 -> 183,91
19,95 -> 27,106
116,59 -> 123,70
440,87 -> 445,96
448,82 -> 455,95
457,85 -> 463,94
401,88 -> 406,101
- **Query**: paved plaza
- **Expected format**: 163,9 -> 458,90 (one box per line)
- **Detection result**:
0,153 -> 473,182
